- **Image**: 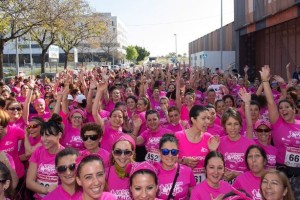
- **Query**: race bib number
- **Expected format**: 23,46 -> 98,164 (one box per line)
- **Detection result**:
194,173 -> 206,184
145,152 -> 160,162
285,147 -> 300,168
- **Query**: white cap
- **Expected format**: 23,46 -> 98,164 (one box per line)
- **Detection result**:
67,94 -> 74,100
75,94 -> 86,103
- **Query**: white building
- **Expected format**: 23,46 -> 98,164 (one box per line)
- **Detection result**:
3,12 -> 128,65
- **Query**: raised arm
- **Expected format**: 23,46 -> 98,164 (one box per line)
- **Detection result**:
285,63 -> 292,83
92,81 -> 106,130
22,79 -> 35,123
259,65 -> 279,124
86,79 -> 97,114
238,88 -> 253,139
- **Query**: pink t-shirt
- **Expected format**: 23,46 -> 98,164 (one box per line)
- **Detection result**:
43,185 -> 81,200
255,141 -> 277,169
165,123 -> 185,132
105,100 -> 117,112
175,131 -> 212,184
29,145 -> 64,200
73,192 -> 117,200
207,124 -> 225,137
156,163 -> 196,200
180,105 -> 190,123
101,123 -> 123,152
0,126 -> 25,178
80,149 -> 110,168
150,97 -> 160,111
218,136 -> 255,173
140,127 -> 173,162
271,117 -> 300,166
190,180 -> 232,200
86,110 -> 110,123
106,165 -> 131,200
29,111 -> 51,122
8,117 -> 26,130
61,124 -> 84,151
233,171 -> 262,200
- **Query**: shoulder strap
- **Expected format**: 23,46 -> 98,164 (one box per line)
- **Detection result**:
167,164 -> 180,200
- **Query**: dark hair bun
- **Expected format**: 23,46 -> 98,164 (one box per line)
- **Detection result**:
49,113 -> 63,124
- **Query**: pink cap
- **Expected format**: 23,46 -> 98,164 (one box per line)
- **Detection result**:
254,119 -> 271,130
126,161 -> 158,177
69,109 -> 86,121
114,134 -> 136,150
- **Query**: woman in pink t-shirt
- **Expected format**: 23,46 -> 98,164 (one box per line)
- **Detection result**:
5,100 -> 26,129
26,114 -> 65,200
260,66 -> 300,197
126,96 -> 137,119
175,105 -> 220,184
23,117 -> 44,159
80,123 -> 110,168
233,145 -> 267,200
133,110 -> 172,163
75,154 -> 116,200
218,108 -> 255,182
206,104 -> 225,137
165,106 -> 189,132
156,134 -> 196,200
215,99 -> 226,125
190,151 -> 232,200
106,134 -> 136,200
0,110 -> 25,180
127,161 -> 162,200
44,148 -> 81,200
222,95 -> 236,110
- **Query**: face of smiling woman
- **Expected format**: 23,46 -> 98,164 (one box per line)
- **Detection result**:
76,160 -> 105,200
130,173 -> 158,200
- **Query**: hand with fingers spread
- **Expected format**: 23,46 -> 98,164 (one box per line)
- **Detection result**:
273,75 -> 285,85
259,65 -> 271,82
238,88 -> 251,104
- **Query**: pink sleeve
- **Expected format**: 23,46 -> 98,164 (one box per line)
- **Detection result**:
140,130 -> 149,144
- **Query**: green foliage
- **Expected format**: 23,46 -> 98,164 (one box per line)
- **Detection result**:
126,46 -> 138,62
135,45 -> 150,63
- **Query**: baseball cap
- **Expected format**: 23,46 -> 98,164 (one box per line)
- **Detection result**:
75,94 -> 86,103
254,119 -> 271,130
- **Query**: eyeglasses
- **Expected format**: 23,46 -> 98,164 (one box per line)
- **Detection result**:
161,149 -> 179,156
8,107 -> 22,111
57,163 -> 76,174
113,149 -> 133,156
27,124 -> 40,129
82,135 -> 99,141
255,128 -> 271,133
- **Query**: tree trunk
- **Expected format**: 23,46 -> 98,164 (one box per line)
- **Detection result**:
64,51 -> 69,69
41,49 -> 47,74
0,40 -> 4,79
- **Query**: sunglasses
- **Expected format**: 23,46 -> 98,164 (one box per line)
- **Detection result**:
161,149 -> 179,156
44,96 -> 52,99
82,135 -> 99,141
255,128 -> 271,133
57,163 -> 76,174
27,124 -> 40,129
49,105 -> 54,110
8,107 -> 22,111
0,179 -> 6,183
113,149 -> 133,156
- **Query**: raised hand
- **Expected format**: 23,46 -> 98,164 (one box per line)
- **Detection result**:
238,88 -> 251,103
259,65 -> 271,81
273,75 -> 285,84
286,62 -> 290,69
244,65 -> 249,73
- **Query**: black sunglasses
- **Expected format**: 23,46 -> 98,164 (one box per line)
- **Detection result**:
57,163 -> 76,174
161,149 -> 179,156
8,107 -> 22,111
113,149 -> 133,156
82,135 -> 99,141
255,128 -> 271,133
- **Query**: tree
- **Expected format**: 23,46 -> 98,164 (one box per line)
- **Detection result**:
56,3 -> 106,69
135,45 -> 150,63
99,29 -> 118,62
0,0 -> 42,79
126,46 -> 138,63
30,0 -> 74,73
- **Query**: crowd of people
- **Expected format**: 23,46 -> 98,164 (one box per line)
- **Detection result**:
0,63 -> 299,200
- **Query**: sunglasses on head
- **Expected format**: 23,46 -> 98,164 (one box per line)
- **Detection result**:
27,124 -> 40,129
57,163 -> 76,174
161,149 -> 179,156
113,149 -> 133,156
82,134 -> 99,141
255,128 -> 271,133
8,107 -> 22,111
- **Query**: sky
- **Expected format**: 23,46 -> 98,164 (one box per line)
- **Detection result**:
87,0 -> 234,57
